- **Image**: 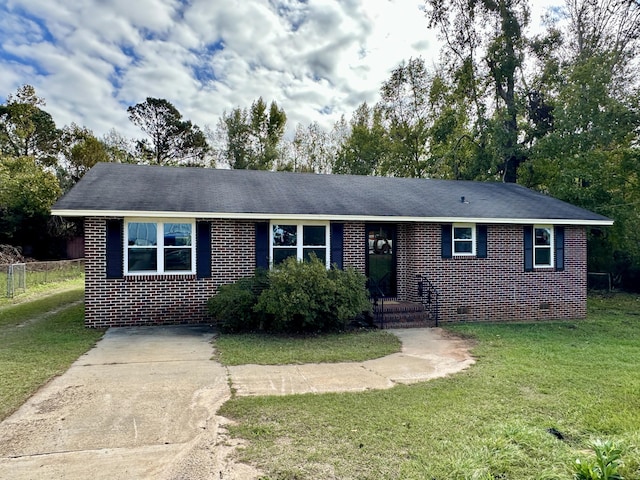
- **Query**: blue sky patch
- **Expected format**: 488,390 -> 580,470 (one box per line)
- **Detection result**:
192,63 -> 218,84
0,0 -> 482,140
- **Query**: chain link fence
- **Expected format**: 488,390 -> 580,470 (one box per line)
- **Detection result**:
5,263 -> 26,297
1,259 -> 84,298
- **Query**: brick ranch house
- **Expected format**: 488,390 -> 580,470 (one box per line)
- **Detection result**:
51,162 -> 612,328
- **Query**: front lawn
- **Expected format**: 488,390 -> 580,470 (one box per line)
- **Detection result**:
218,294 -> 640,479
215,330 -> 401,366
0,276 -> 84,308
0,285 -> 103,420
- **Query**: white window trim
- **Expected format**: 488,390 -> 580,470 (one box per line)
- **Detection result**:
270,221 -> 331,268
124,218 -> 196,275
452,223 -> 476,257
533,225 -> 554,268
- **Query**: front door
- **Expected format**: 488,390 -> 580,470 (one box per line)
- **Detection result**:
366,224 -> 396,297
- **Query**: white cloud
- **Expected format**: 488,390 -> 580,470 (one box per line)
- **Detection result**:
1,0 -> 559,144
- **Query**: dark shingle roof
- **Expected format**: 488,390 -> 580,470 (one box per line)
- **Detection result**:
51,163 -> 612,225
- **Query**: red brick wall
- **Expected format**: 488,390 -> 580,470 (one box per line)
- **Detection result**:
85,218 -> 587,327
84,217 -> 256,328
397,224 -> 410,301
343,222 -> 365,273
210,219 -> 257,286
400,223 -> 587,322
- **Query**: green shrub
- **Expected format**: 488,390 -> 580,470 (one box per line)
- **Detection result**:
207,269 -> 268,332
329,265 -> 372,326
574,440 -> 624,480
254,256 -> 371,333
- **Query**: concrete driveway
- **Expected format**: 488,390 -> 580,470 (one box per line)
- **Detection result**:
0,326 -> 474,479
0,326 -> 258,479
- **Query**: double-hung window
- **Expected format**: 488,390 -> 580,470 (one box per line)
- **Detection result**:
453,224 -> 476,256
126,220 -> 195,274
533,225 -> 553,268
271,222 -> 329,267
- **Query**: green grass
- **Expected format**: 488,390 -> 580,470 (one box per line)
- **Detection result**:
215,330 -> 401,366
0,281 -> 85,327
14,262 -> 84,289
219,293 -> 640,479
0,286 -> 103,420
0,276 -> 84,308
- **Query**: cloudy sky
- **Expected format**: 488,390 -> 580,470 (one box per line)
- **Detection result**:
0,0 -> 557,140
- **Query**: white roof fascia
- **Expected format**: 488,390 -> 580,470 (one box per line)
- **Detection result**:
50,209 -> 615,226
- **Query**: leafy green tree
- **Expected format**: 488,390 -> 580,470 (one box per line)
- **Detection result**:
425,0 -> 530,182
102,128 -> 137,164
427,70 -> 492,180
251,98 -> 287,170
0,85 -> 62,167
293,122 -> 336,173
218,107 -> 252,169
218,98 -> 287,170
334,102 -> 388,176
286,121 -> 335,173
529,0 -> 640,103
127,97 -> 210,166
0,155 -> 61,253
377,58 -> 432,177
57,124 -> 111,191
562,0 -> 640,70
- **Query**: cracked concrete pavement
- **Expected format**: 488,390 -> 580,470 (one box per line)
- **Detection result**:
0,325 -> 474,479
227,328 -> 475,396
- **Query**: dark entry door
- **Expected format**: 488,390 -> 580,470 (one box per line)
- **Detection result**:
366,224 -> 396,297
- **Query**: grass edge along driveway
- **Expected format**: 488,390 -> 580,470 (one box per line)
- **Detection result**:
214,330 -> 402,366
0,285 -> 104,420
218,293 -> 640,480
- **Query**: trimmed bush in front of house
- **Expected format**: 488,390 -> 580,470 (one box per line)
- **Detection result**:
208,256 -> 371,333
207,268 -> 269,333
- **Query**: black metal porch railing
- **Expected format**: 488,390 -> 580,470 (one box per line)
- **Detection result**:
368,279 -> 386,328
417,275 -> 440,327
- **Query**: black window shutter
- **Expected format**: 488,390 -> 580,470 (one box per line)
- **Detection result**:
477,225 -> 488,258
555,226 -> 565,271
255,222 -> 269,269
330,223 -> 344,269
196,221 -> 212,279
524,225 -> 533,272
441,224 -> 452,259
106,219 -> 124,279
